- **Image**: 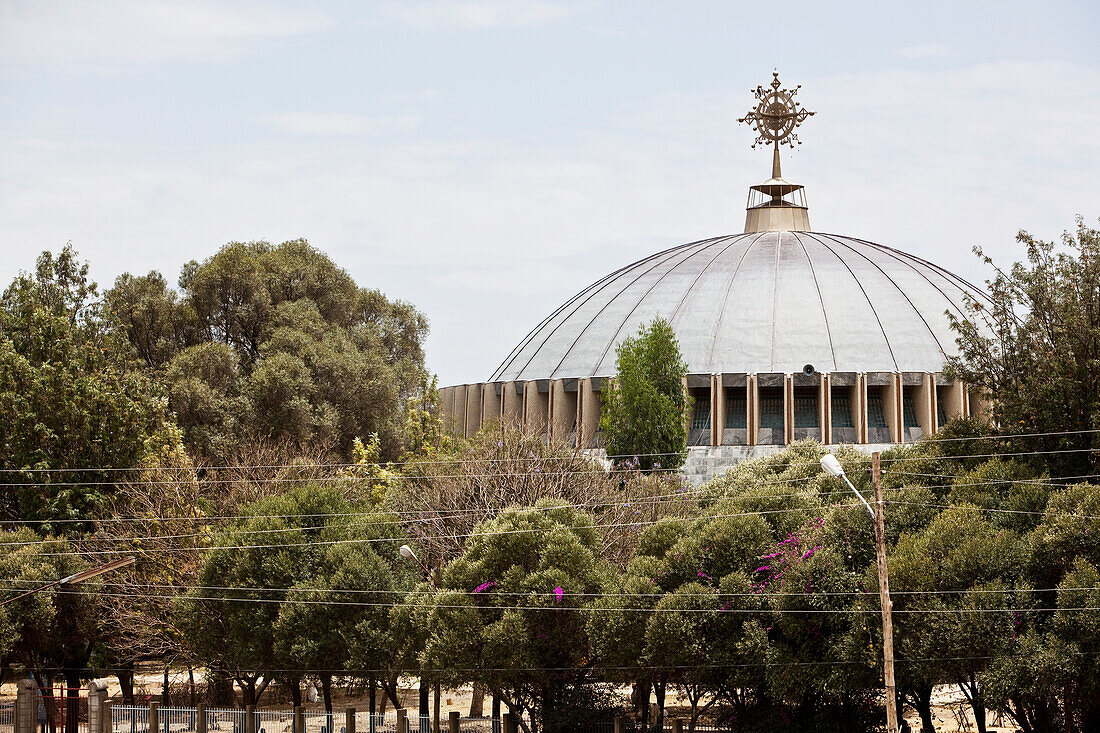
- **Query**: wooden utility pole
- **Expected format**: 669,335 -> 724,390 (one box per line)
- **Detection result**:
872,452 -> 899,733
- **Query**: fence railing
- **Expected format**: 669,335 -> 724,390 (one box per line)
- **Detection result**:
1,703 -> 15,733
103,707 -> 728,733
106,709 -> 408,733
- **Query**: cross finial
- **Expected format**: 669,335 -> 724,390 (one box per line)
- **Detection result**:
738,71 -> 815,153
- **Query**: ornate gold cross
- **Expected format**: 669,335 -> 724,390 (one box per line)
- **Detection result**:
738,71 -> 814,151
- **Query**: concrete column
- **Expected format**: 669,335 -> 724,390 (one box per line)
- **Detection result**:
713,374 -> 725,446
396,709 -> 407,733
502,713 -> 515,733
579,378 -> 601,448
346,709 -> 356,733
783,374 -> 794,445
930,375 -> 940,434
245,706 -> 255,733
549,380 -> 569,442
613,718 -> 624,733
501,382 -> 522,428
818,374 -> 827,442
452,385 -> 468,437
447,712 -> 459,733
523,381 -> 549,437
747,374 -> 758,446
883,373 -> 902,443
969,386 -> 990,421
197,705 -> 207,733
437,386 -> 452,432
915,373 -> 934,436
294,706 -> 304,733
464,384 -> 482,438
672,721 -> 684,733
87,682 -> 108,733
149,703 -> 159,733
939,380 -> 965,425
857,374 -> 868,444
17,679 -> 36,733
482,384 -> 502,428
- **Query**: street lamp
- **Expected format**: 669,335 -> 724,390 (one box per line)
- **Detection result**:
820,453 -> 874,519
399,544 -> 431,577
820,453 -> 898,733
0,555 -> 136,607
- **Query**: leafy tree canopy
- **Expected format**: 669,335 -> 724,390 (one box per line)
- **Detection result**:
946,218 -> 1100,477
105,239 -> 430,461
0,246 -> 171,528
599,317 -> 688,472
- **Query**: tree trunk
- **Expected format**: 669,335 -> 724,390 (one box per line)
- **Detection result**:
369,680 -> 377,715
116,667 -> 136,706
65,671 -> 81,733
635,682 -> 651,732
419,682 -> 429,733
163,666 -> 171,707
321,674 -> 333,715
653,683 -> 666,731
469,684 -> 485,718
291,680 -> 303,708
958,675 -> 987,733
189,668 -> 197,708
910,685 -> 935,733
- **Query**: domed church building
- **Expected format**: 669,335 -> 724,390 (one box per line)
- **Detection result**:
438,73 -> 991,480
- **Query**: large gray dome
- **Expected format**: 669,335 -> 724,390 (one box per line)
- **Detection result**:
491,231 -> 990,382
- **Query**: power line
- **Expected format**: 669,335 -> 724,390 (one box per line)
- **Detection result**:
2,426 -> 1097,475
23,504 -> 865,557
2,580 -> 1093,599
31,650 -> 1100,674
31,588 -> 1100,615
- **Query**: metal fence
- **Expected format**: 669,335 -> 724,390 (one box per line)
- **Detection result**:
103,709 -> 727,733
0,702 -> 14,733
107,709 -> 407,733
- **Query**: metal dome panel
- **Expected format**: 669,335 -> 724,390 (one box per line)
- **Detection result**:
490,232 -> 990,382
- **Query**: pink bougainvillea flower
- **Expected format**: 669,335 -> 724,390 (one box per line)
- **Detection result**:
473,581 -> 497,594
554,586 -> 564,604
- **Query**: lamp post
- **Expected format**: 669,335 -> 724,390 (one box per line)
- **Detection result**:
0,555 -> 136,607
820,452 -> 898,733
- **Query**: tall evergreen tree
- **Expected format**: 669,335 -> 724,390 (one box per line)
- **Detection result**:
599,317 -> 688,471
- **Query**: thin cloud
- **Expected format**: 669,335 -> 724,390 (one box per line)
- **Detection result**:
895,42 -> 952,60
1,62 -> 1097,384
379,0 -> 575,30
0,1 -> 332,67
265,112 -> 421,137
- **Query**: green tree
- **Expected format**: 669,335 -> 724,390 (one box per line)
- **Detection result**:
109,239 -> 431,462
274,541 -> 414,715
0,247 -> 169,528
0,530 -> 98,709
946,218 -> 1100,476
600,317 -> 688,472
179,485 -> 411,706
103,271 -> 193,368
888,508 -> 1027,733
419,501 -> 614,733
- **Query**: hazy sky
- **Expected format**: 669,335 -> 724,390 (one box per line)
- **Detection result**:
2,0 -> 1098,385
